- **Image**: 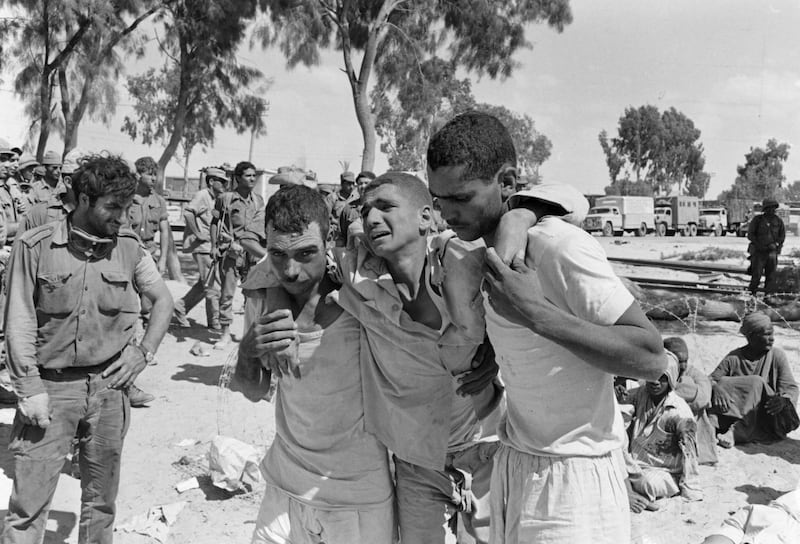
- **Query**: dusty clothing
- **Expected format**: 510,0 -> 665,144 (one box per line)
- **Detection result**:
485,218 -> 632,457
626,388 -> 701,501
482,216 -> 633,543
1,371 -> 130,544
710,346 -> 799,442
4,218 -> 161,398
252,484 -> 394,544
242,291 -> 393,538
675,366 -> 718,465
489,445 -> 629,544
330,233 -> 501,544
127,192 -> 168,255
333,234 -> 495,470
394,442 -> 497,544
1,215 -> 161,544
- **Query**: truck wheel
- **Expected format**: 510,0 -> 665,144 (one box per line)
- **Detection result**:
713,224 -> 722,237
603,222 -> 614,237
720,228 -> 726,236
635,223 -> 647,237
656,223 -> 667,237
688,224 -> 698,237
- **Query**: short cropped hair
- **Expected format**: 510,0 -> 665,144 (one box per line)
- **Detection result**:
363,172 -> 433,209
265,185 -> 330,242
234,161 -> 256,178
427,112 -> 516,181
356,170 -> 377,182
72,154 -> 137,204
663,337 -> 689,362
134,156 -> 158,176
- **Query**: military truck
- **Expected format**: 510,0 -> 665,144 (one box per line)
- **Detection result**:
654,195 -> 700,236
582,196 -> 654,237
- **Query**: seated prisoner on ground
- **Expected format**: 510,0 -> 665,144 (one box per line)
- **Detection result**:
664,336 -> 718,465
709,311 -> 799,448
625,351 -> 703,503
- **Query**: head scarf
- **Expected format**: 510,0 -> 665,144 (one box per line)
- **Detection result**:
740,312 -> 772,337
662,350 -> 680,390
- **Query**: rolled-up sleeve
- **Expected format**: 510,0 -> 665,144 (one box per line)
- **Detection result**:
5,239 -> 45,397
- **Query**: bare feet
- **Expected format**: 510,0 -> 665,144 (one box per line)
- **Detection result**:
628,490 -> 659,513
717,426 -> 736,449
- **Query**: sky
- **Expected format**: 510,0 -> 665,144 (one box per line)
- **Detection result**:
1,0 -> 799,198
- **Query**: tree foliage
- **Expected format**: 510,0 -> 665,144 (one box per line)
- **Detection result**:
1,0 -> 161,159
717,139 -> 790,202
256,0 -> 572,171
122,0 -> 269,179
372,57 -> 551,177
599,105 -> 710,197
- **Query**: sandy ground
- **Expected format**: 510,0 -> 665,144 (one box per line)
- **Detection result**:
1,232 -> 799,544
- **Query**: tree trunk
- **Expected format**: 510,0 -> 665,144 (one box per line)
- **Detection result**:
35,75 -> 53,161
157,39 -> 192,189
353,87 -> 376,172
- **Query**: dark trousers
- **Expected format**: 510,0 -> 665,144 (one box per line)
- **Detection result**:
749,250 -> 778,294
1,371 -> 130,544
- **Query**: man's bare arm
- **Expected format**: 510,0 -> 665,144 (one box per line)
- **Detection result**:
484,248 -> 665,381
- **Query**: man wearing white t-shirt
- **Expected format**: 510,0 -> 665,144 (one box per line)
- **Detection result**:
427,112 -> 666,544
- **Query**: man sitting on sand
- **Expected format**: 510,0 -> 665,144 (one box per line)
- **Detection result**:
710,311 -> 799,448
625,351 -> 703,503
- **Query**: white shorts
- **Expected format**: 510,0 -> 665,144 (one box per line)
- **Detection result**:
490,444 -> 630,544
251,484 -> 396,544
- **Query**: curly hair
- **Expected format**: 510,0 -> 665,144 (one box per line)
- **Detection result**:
265,185 -> 330,241
134,156 -> 158,176
427,112 -> 516,181
72,154 -> 137,204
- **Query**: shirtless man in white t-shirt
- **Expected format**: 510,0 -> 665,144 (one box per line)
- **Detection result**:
427,112 -> 667,544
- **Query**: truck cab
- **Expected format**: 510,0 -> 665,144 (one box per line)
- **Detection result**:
698,207 -> 728,236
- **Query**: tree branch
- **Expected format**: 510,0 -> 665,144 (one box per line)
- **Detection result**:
46,15 -> 93,73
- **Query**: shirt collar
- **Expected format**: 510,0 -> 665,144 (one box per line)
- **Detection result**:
51,217 -> 71,246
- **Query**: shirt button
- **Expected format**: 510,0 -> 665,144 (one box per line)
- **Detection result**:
80,309 -> 86,315
391,304 -> 400,312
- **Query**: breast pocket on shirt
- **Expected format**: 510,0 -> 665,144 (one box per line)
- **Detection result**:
98,271 -> 139,314
36,272 -> 77,316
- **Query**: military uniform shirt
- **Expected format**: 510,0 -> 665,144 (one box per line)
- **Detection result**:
20,196 -> 73,232
213,191 -> 265,245
4,218 -> 163,398
127,192 -> 168,254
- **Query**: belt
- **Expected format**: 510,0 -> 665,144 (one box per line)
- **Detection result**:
38,350 -> 123,379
